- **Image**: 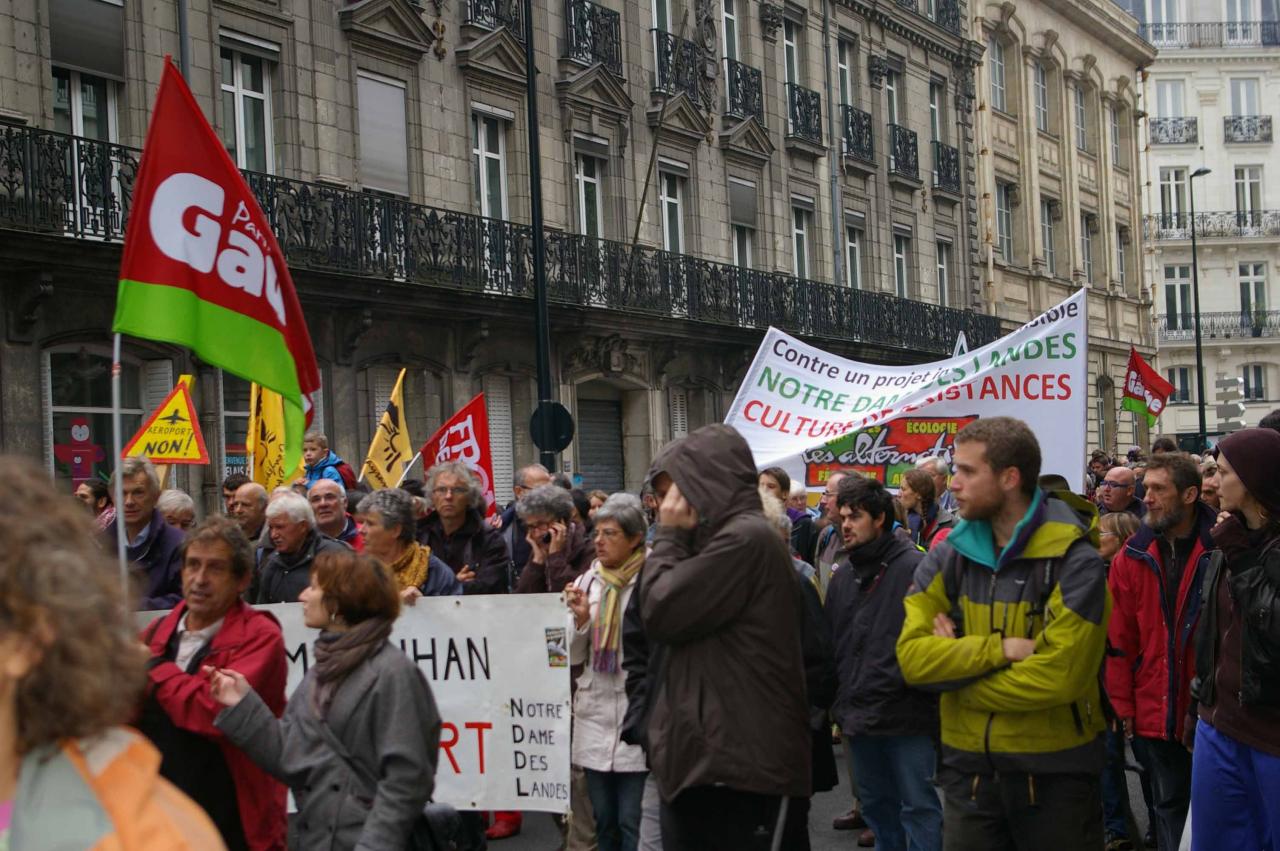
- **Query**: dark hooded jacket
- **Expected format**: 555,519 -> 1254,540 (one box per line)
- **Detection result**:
417,507 -> 511,595
514,521 -> 593,594
254,530 -> 349,605
639,424 -> 811,802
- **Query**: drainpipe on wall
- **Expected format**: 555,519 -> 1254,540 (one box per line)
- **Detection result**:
823,0 -> 844,288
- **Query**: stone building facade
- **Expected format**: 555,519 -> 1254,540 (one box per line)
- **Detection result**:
970,0 -> 1157,455
1129,0 -> 1280,446
1,0 -> 1008,511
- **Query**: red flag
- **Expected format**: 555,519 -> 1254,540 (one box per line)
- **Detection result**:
1122,347 -> 1175,427
420,394 -> 498,516
113,58 -> 319,474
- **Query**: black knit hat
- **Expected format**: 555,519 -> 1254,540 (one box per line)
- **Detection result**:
1217,428 -> 1280,517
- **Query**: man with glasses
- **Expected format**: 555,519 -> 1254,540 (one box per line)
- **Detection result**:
417,461 -> 511,595
308,478 -> 363,552
1099,466 -> 1146,518
813,471 -> 848,590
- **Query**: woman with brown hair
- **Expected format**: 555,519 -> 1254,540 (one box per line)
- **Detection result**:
208,550 -> 441,850
898,468 -> 956,550
2,457 -> 223,848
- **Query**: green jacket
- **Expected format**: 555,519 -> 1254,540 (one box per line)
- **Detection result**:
895,490 -> 1111,775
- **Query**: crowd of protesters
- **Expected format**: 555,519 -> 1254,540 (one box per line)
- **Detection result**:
7,409 -> 1280,850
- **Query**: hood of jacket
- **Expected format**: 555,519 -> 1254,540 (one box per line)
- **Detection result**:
946,489 -> 1098,571
647,424 -> 762,540
307,450 -> 341,473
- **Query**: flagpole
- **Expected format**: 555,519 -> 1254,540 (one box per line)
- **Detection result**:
394,452 -> 423,488
110,333 -> 128,592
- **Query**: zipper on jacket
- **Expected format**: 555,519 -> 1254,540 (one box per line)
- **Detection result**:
970,774 -> 981,802
1070,702 -> 1084,736
983,712 -> 997,772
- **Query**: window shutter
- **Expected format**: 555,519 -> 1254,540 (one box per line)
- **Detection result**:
483,375 -> 515,507
369,366 -> 398,448
311,376 -> 326,440
669,387 -> 689,439
143,360 -> 174,412
356,73 -> 410,196
51,0 -> 125,81
41,352 -> 54,474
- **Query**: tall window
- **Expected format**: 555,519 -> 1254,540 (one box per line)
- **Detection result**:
1166,367 -> 1191,403
936,240 -> 952,306
837,39 -> 853,106
1242,365 -> 1265,400
1230,78 -> 1260,116
47,348 -> 145,490
52,67 -> 117,141
1116,230 -> 1127,286
220,372 -> 251,479
1227,0 -> 1255,42
1240,262 -> 1266,314
659,172 -> 684,253
1040,200 -> 1056,276
1033,63 -> 1049,132
783,19 -> 800,86
1154,79 -> 1184,118
1081,214 -> 1094,282
846,226 -> 863,288
1159,167 -> 1188,221
1164,264 -> 1192,329
1109,105 -> 1122,165
1235,166 -> 1263,217
988,36 -> 1006,112
885,70 -> 901,126
995,183 -> 1013,260
472,113 -> 507,218
574,154 -> 603,238
220,48 -> 273,172
359,72 -> 410,196
722,0 -> 739,61
792,206 -> 811,279
733,224 -> 753,268
893,234 -> 910,297
1073,84 -> 1088,151
652,0 -> 670,32
929,82 -> 943,142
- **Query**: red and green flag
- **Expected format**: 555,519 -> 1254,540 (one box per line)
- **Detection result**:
1122,347 -> 1174,427
112,59 -> 319,474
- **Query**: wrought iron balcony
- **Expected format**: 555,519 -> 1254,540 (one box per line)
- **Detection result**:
652,29 -> 703,104
934,0 -> 961,34
465,0 -> 523,40
565,0 -> 623,77
1225,115 -> 1273,144
725,58 -> 764,125
1138,21 -> 1280,48
888,124 -> 919,180
841,105 -> 874,164
786,83 -> 822,144
1144,210 -> 1280,240
0,124 -> 1003,355
894,0 -> 916,11
932,140 -> 960,194
1149,117 -> 1198,145
1157,310 -> 1280,343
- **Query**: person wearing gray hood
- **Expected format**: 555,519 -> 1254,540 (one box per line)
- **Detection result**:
640,423 -> 811,851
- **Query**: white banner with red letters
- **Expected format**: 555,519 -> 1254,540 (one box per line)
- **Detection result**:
724,290 -> 1089,493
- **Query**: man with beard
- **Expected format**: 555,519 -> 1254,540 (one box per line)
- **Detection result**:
1105,452 -> 1212,851
897,417 -> 1110,849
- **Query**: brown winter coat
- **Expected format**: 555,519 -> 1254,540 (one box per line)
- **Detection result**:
640,423 -> 812,802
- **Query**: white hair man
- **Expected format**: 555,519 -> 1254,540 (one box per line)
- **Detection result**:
916,455 -> 957,513
157,489 -> 197,532
252,491 -> 350,604
107,457 -> 186,609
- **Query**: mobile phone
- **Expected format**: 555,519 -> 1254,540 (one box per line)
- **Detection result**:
541,532 -> 553,544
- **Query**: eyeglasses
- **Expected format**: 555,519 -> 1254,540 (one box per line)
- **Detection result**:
1098,481 -> 1131,490
596,528 -> 626,540
309,494 -> 342,503
432,486 -> 469,497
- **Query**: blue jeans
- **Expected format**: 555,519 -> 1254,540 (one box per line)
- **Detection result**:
584,769 -> 647,851
1102,728 -> 1131,837
1191,720 -> 1280,851
846,734 -> 943,851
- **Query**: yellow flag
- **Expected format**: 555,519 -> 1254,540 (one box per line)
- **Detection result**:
361,368 -> 413,489
247,383 -> 303,490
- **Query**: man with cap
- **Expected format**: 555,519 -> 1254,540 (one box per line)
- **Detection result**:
1189,427 -> 1280,849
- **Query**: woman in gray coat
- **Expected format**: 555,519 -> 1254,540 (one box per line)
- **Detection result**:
207,550 -> 440,850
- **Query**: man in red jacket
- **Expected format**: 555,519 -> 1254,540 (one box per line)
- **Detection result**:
1106,452 -> 1212,851
137,515 -> 289,851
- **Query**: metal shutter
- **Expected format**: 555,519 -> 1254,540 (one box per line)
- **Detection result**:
369,366 -> 398,453
669,387 -> 688,439
483,375 -> 515,506
577,400 -> 624,493
41,351 -> 53,474
143,359 -> 174,412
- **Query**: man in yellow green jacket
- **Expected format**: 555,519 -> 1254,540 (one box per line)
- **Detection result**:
896,417 -> 1111,850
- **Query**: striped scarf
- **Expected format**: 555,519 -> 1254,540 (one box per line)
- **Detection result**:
591,549 -> 644,673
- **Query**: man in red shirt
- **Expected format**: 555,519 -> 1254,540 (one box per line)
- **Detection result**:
1106,452 -> 1212,851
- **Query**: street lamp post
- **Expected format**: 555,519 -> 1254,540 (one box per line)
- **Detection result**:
1189,166 -> 1211,451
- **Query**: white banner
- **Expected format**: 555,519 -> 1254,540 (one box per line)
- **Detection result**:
142,594 -> 572,813
724,290 -> 1088,493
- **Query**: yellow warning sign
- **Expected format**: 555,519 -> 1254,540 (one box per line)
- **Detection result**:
123,382 -> 210,464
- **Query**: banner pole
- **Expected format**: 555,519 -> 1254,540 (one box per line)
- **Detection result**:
111,332 -> 128,593
394,452 -> 423,488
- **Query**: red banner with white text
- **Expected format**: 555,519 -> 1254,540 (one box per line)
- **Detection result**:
420,394 -> 497,516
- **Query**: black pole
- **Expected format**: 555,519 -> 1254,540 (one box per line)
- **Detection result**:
177,0 -> 191,78
1189,174 -> 1207,452
522,0 -> 556,472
